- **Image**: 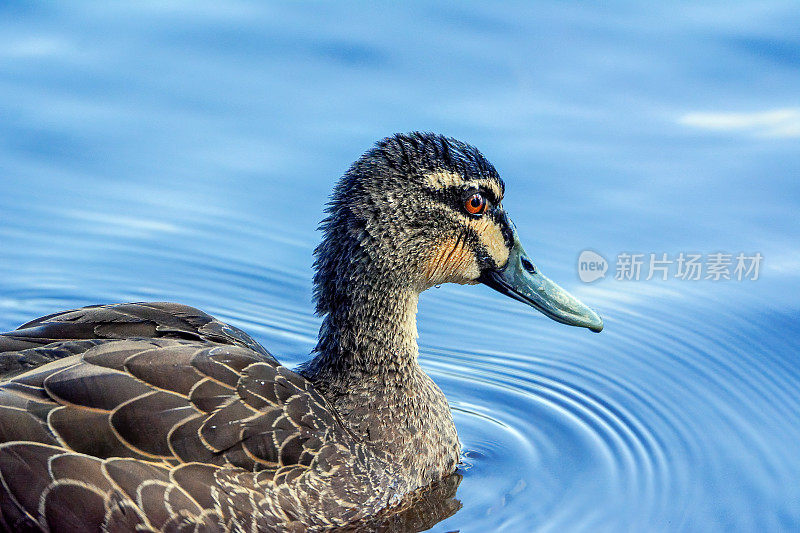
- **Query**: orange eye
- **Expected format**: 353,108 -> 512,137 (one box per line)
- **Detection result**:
464,193 -> 486,215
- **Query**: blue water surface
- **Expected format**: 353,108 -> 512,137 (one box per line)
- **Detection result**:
1,2 -> 799,531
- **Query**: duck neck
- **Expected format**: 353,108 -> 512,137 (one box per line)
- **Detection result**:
301,281 -> 424,394
301,278 -> 460,485
299,230 -> 461,484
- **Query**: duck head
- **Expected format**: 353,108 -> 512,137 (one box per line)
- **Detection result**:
314,132 -> 603,333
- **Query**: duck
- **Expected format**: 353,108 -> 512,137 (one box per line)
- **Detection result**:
0,132 -> 602,532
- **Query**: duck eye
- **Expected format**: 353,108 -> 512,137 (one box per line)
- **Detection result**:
464,193 -> 486,215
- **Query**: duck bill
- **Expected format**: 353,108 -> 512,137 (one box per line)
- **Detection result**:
479,228 -> 604,332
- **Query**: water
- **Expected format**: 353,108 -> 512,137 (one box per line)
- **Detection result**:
1,2 -> 798,531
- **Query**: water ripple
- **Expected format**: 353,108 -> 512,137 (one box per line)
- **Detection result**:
2,180 -> 799,531
2,4 -> 800,528
417,282 -> 800,531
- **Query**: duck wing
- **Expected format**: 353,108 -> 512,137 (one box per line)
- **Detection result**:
0,302 -> 273,376
0,304 -> 382,532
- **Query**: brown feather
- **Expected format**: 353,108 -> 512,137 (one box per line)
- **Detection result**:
110,392 -> 199,458
102,458 -> 171,502
44,363 -> 152,411
124,346 -> 204,396
48,453 -> 112,491
0,443 -> 56,518
198,401 -> 254,453
0,406 -> 57,446
188,378 -> 234,413
41,481 -> 108,533
167,415 -> 223,466
48,406 -> 149,459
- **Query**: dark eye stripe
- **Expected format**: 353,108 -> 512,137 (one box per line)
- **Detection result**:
424,195 -> 510,242
425,204 -> 510,271
418,184 -> 501,213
